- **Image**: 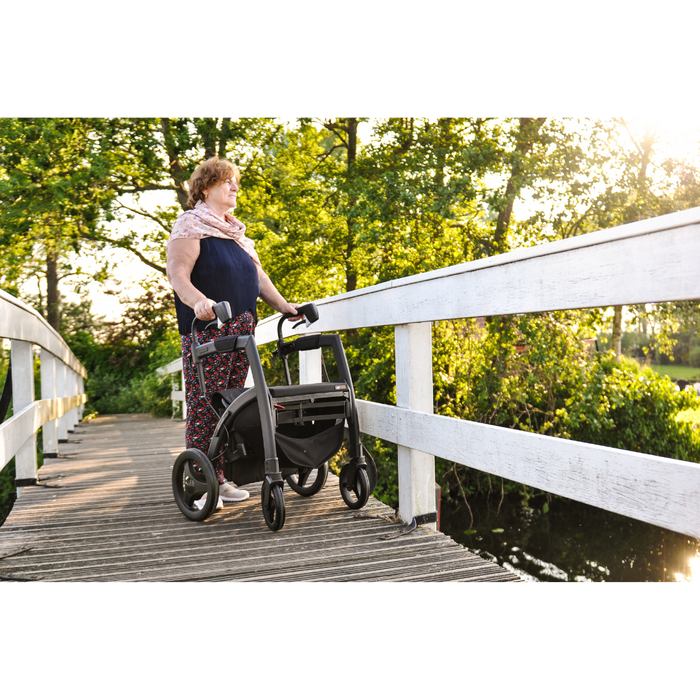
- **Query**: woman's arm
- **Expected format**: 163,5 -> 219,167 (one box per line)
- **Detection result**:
166,238 -> 217,321
257,266 -> 301,319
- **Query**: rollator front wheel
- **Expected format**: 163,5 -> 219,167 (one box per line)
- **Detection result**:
339,464 -> 370,510
172,449 -> 219,522
285,462 -> 329,497
262,482 -> 286,531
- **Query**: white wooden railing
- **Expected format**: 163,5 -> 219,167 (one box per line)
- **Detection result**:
159,207 -> 700,537
0,290 -> 87,495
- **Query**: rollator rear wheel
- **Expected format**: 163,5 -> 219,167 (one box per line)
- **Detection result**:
361,443 -> 378,495
262,482 -> 286,531
339,464 -> 370,510
172,449 -> 219,522
285,462 -> 329,497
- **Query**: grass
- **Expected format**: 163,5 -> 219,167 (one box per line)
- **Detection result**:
651,364 -> 700,382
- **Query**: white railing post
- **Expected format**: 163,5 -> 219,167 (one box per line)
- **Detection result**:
171,369 -> 188,420
67,368 -> 78,431
394,322 -> 436,528
57,361 -> 68,442
299,348 -> 323,384
11,340 -> 37,489
77,374 -> 85,420
65,368 -> 76,432
157,359 -> 187,420
170,372 -> 178,419
40,349 -> 59,457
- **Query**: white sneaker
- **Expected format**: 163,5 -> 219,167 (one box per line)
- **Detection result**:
220,481 -> 250,502
194,493 -> 224,511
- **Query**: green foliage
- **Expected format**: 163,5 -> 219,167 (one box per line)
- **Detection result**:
64,284 -> 181,417
0,118 -> 120,328
84,370 -> 173,417
560,355 -> 700,462
676,408 -> 700,431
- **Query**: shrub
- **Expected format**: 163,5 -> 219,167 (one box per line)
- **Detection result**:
559,354 -> 700,462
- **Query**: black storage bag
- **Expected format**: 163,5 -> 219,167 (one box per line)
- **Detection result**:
213,388 -> 345,484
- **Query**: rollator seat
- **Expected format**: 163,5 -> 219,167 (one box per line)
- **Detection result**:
211,383 -> 349,485
268,382 -> 349,399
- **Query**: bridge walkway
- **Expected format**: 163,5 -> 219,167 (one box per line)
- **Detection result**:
0,414 -> 522,583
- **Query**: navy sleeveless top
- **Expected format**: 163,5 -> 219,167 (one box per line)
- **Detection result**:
174,237 -> 260,335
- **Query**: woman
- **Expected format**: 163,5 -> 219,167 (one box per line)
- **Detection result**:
166,156 -> 300,510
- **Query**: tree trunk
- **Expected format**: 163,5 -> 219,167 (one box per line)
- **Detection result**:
492,117 -> 547,255
218,118 -> 231,158
345,118 -> 359,293
46,245 -> 61,332
198,118 -> 218,160
612,305 -> 623,362
638,126 -> 654,188
160,118 -> 192,211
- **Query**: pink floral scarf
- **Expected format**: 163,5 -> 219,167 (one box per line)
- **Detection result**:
167,200 -> 261,266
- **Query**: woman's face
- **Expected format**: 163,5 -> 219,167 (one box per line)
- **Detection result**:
204,176 -> 239,212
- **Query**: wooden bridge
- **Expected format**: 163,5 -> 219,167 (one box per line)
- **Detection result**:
3,207 -> 700,581
0,413 -> 519,582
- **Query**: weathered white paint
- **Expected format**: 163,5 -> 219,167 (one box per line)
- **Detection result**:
0,395 -> 86,469
10,340 -> 37,482
157,359 -> 187,419
1,291 -> 87,479
1,290 -> 86,377
78,375 -> 85,420
299,348 -> 323,384
40,349 -> 59,455
395,323 -> 436,526
357,400 -> 700,538
57,361 -> 68,441
67,368 -> 78,432
172,374 -> 187,420
158,358 -> 184,375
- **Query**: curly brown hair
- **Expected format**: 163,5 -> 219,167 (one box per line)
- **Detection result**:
187,157 -> 241,208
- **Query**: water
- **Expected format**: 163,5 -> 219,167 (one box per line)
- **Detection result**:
439,491 -> 700,582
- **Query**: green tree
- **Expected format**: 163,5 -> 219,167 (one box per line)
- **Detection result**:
0,118 -> 113,330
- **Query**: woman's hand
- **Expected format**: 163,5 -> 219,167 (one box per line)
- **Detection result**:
281,302 -> 304,321
194,297 -> 217,321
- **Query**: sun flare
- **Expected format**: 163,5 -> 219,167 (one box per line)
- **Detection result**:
637,117 -> 700,164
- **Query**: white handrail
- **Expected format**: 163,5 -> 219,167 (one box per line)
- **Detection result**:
1,290 -> 88,492
2,290 -> 87,377
158,206 -> 700,536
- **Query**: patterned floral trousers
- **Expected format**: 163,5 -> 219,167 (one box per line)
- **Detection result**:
181,310 -> 256,483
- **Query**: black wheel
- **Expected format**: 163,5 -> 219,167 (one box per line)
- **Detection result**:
339,464 -> 370,510
285,462 -> 329,497
172,448 -> 219,521
360,443 -> 378,495
261,482 -> 286,531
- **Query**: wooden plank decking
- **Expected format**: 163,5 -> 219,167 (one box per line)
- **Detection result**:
0,414 -> 522,582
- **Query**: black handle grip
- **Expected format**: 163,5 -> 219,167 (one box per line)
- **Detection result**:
284,302 -> 319,324
213,301 -> 232,327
